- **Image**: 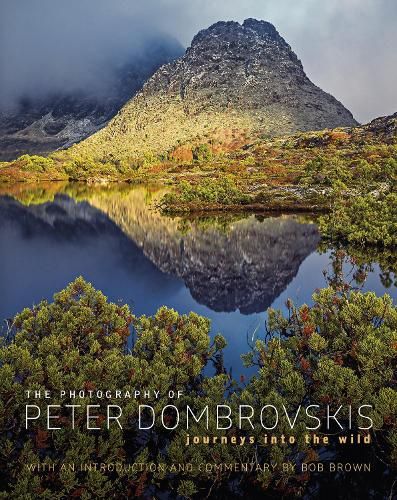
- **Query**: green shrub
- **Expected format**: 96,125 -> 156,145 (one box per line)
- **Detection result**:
0,277 -> 227,497
63,156 -> 119,179
0,277 -> 396,497
300,156 -> 352,187
320,193 -> 397,247
192,144 -> 212,162
242,285 -> 397,489
300,152 -> 397,192
18,155 -> 54,173
161,176 -> 251,211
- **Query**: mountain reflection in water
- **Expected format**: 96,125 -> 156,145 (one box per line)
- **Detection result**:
89,188 -> 321,314
0,184 -> 395,373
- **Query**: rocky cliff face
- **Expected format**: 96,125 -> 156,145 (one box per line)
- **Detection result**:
0,36 -> 183,161
75,18 -> 357,161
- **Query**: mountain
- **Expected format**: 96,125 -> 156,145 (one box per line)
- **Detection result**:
72,18 -> 358,162
0,36 -> 184,161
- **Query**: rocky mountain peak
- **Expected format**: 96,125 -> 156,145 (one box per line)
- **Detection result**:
75,18 -> 358,161
190,19 -> 283,48
243,18 -> 279,36
169,17 -> 306,102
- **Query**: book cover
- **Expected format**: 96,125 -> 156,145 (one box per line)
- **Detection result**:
0,1 -> 396,498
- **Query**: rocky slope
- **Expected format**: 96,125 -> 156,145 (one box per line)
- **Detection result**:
359,111 -> 397,141
0,36 -> 183,161
73,18 -> 357,162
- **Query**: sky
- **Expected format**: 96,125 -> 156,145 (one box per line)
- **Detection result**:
0,0 -> 396,123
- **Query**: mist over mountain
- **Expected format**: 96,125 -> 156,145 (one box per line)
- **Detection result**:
0,35 -> 183,160
1,0 -> 395,162
74,19 -> 357,162
1,0 -> 396,125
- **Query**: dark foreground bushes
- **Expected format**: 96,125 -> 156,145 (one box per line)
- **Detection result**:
0,277 -> 396,498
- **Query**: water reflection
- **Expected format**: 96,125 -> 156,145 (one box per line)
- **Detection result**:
0,183 -> 395,373
89,188 -> 321,314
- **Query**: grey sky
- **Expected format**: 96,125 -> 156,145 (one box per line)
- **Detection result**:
1,0 -> 396,122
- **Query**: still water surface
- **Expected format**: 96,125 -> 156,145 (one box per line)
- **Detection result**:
0,183 -> 395,374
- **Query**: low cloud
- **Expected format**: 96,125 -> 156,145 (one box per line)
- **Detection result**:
0,0 -> 395,122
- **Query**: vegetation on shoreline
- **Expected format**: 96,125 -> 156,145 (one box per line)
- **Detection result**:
159,177 -> 332,214
159,176 -> 251,212
0,273 -> 396,498
1,114 -> 395,188
157,143 -> 396,248
320,193 -> 397,248
0,153 -> 144,184
0,113 -> 396,248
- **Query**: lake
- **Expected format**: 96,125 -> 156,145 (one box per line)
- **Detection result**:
0,182 -> 396,375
